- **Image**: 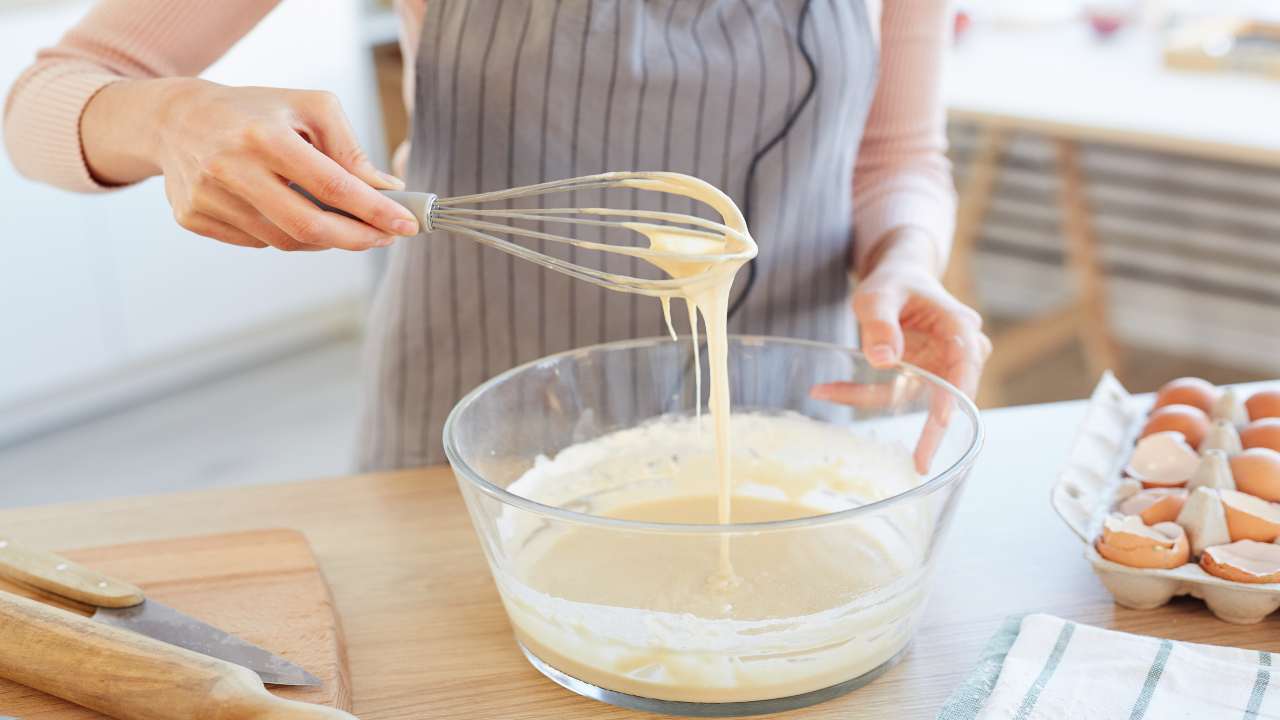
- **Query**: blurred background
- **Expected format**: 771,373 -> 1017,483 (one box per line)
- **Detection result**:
1,0 -> 1277,506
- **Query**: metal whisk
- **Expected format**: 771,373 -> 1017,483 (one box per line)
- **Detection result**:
298,171 -> 757,296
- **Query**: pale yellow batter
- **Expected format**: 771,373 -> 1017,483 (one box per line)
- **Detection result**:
496,175 -> 927,703
499,413 -> 930,703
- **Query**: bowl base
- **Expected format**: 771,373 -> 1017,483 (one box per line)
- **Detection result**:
517,640 -> 908,717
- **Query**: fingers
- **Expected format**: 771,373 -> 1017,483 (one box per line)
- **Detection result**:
187,182 -> 325,252
174,211 -> 267,249
220,166 -> 399,251
914,405 -> 948,474
286,90 -> 419,236
852,288 -> 907,368
914,325 -> 989,473
290,90 -> 405,190
809,382 -> 898,408
265,130 -> 420,238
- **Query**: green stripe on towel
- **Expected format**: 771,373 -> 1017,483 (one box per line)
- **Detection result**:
1128,639 -> 1172,720
1013,621 -> 1077,720
1245,651 -> 1272,720
936,617 -> 1025,720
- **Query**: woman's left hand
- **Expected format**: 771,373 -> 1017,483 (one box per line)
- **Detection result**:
810,230 -> 991,472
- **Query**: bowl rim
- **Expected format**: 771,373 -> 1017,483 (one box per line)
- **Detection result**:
442,334 -> 983,534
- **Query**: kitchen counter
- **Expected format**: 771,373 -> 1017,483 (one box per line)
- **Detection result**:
3,395 -> 1277,718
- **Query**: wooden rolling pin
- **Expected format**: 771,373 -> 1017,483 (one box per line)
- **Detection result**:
0,589 -> 356,720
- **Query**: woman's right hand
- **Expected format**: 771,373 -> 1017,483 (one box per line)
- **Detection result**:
84,78 -> 419,251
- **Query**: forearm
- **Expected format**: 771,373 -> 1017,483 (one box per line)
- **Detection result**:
851,0 -> 956,280
857,227 -> 942,280
3,0 -> 278,192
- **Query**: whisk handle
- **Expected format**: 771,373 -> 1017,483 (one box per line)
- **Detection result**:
289,183 -> 436,233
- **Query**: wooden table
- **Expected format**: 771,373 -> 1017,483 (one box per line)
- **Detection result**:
3,396 -> 1277,719
943,22 -> 1280,407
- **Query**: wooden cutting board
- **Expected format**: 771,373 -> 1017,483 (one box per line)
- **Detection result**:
0,528 -> 350,717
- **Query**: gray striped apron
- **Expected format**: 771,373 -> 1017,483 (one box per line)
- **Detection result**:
359,0 -> 878,470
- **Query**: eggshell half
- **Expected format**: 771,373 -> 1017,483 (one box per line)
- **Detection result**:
1117,488 -> 1187,525
1187,450 -> 1235,493
1247,390 -> 1280,421
1176,487 -> 1231,557
1221,489 -> 1280,542
1096,515 -> 1190,569
1230,448 -> 1280,501
1212,388 -> 1250,428
1201,540 -> 1280,584
1154,377 -> 1218,415
1241,418 -> 1280,454
1141,404 -> 1211,448
1127,431 -> 1199,488
1199,420 -> 1243,456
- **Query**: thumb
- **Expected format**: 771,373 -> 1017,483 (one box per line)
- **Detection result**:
852,288 -> 906,368
292,90 -> 404,191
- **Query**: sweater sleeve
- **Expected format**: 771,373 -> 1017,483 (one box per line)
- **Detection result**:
852,0 -> 957,273
3,0 -> 280,192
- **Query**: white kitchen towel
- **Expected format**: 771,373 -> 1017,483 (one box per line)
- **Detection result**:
938,614 -> 1280,720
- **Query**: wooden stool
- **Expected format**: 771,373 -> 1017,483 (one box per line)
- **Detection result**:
945,125 -> 1122,407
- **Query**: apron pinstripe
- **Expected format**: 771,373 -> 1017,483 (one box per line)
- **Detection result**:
359,0 -> 878,470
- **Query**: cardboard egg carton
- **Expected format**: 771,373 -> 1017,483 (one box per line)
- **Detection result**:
1051,372 -> 1280,624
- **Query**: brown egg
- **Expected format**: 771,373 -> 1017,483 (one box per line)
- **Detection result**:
1095,515 -> 1190,569
1141,404 -> 1211,448
1247,390 -> 1280,421
1201,540 -> 1280,584
1241,418 -> 1280,453
1221,488 -> 1280,542
1117,488 -> 1187,525
1230,448 -> 1280,501
1153,377 -> 1218,415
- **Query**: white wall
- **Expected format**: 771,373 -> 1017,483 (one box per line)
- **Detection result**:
0,0 -> 383,444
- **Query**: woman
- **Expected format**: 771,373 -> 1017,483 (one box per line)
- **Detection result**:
5,0 -> 989,470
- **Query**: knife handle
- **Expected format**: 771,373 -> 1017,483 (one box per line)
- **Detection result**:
0,590 -> 356,720
0,536 -> 143,608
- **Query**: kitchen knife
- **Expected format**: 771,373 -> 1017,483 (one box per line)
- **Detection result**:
0,536 -> 320,687
0,590 -> 354,720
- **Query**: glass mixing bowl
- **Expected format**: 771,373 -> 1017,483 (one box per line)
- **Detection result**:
444,336 -> 981,716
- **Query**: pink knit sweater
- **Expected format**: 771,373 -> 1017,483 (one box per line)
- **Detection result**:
3,0 -> 956,269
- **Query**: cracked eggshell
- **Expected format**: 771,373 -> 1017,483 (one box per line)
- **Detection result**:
1117,488 -> 1188,525
1247,390 -> 1280,422
1154,377 -> 1219,415
1096,515 -> 1190,569
1230,448 -> 1280,501
1187,450 -> 1235,493
1113,478 -> 1143,504
1176,487 -> 1231,557
1201,540 -> 1280,584
1200,420 -> 1243,456
1241,418 -> 1280,454
1142,404 -> 1211,448
1221,489 -> 1280,543
1213,388 -> 1250,428
1127,431 -> 1199,488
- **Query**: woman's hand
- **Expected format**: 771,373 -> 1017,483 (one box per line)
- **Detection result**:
811,229 -> 991,472
82,78 -> 419,251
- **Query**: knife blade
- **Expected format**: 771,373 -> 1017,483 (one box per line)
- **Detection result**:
0,536 -> 320,687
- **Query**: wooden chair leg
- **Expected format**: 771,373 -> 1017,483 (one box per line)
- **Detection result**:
945,126 -> 1008,309
1054,139 -> 1121,383
946,126 -> 1008,408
